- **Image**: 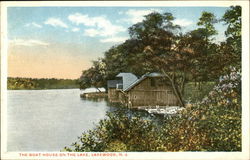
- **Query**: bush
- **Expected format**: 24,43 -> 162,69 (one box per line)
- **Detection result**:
169,68 -> 241,151
64,69 -> 241,151
63,109 -> 161,152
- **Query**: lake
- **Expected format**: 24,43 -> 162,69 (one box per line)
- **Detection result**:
7,89 -> 116,152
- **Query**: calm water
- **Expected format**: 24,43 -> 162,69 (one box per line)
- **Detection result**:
7,89 -> 115,152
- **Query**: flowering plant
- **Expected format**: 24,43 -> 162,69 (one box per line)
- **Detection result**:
201,67 -> 241,109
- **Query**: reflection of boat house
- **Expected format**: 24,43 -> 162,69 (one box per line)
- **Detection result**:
107,72 -> 179,108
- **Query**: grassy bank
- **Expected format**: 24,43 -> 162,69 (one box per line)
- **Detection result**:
184,81 -> 216,103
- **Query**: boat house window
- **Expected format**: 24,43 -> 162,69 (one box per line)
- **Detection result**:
150,78 -> 156,87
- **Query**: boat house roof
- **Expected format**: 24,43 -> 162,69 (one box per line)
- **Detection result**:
116,73 -> 138,91
124,72 -> 164,91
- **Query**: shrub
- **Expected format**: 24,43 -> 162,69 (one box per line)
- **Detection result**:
63,109 -> 161,152
64,69 -> 241,151
167,68 -> 241,151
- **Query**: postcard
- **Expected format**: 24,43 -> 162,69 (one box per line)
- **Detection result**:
1,1 -> 249,160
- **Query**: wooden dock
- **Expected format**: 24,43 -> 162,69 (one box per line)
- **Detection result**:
80,92 -> 107,98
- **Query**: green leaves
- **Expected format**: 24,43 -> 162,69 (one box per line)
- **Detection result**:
223,6 -> 241,38
73,7 -> 242,152
222,6 -> 241,67
79,58 -> 107,90
66,69 -> 241,152
197,11 -> 218,38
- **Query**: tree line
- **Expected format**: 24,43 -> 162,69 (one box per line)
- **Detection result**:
7,77 -> 79,90
79,6 -> 241,107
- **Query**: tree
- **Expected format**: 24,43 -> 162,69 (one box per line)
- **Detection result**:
193,11 -> 218,78
197,11 -> 218,42
79,58 -> 106,91
103,39 -> 155,82
78,8 -> 242,106
221,6 -> 241,69
177,12 -> 221,86
128,12 -> 192,107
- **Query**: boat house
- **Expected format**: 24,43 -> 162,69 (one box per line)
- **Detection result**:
107,72 -> 179,108
107,73 -> 138,103
124,73 -> 178,108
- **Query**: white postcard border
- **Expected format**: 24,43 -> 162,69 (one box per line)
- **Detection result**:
1,1 -> 249,160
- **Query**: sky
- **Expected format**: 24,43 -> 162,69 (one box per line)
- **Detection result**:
7,6 -> 230,79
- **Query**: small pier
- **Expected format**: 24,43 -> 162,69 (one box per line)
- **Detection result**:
80,87 -> 107,98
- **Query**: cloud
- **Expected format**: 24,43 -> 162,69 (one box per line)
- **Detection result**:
68,13 -> 126,37
100,36 -> 128,43
84,29 -> 100,37
173,19 -> 193,27
25,22 -> 42,28
68,13 -> 92,26
121,9 -> 162,24
9,39 -> 49,47
44,18 -> 68,28
72,27 -> 80,32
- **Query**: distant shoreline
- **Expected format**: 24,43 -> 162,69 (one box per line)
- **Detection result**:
7,77 -> 79,90
7,87 -> 79,90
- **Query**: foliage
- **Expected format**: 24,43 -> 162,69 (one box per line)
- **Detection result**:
222,6 -> 241,44
128,12 -> 192,107
7,77 -> 79,90
194,68 -> 241,151
179,11 -> 221,82
183,81 -> 215,103
71,5 -> 242,152
157,69 -> 241,151
104,39 -> 155,79
221,6 -> 241,69
65,69 -> 241,152
79,6 -> 241,108
201,67 -> 241,108
79,58 -> 106,90
63,109 -> 160,152
197,11 -> 218,40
